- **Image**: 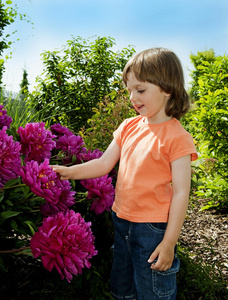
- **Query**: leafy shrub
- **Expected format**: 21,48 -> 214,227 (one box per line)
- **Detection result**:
29,36 -> 135,132
80,86 -> 136,151
187,50 -> 228,211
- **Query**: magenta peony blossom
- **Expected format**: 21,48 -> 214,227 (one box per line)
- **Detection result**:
0,105 -> 12,129
82,149 -> 103,162
40,202 -> 63,217
17,122 -> 56,163
30,210 -> 98,282
50,123 -> 87,164
40,186 -> 75,217
50,123 -> 73,138
0,126 -> 21,188
20,158 -> 75,216
80,175 -> 115,215
55,132 -> 87,164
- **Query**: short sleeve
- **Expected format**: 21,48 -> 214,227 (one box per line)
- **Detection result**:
113,119 -> 128,147
169,132 -> 198,162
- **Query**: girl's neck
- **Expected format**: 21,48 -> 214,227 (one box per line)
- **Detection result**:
144,115 -> 173,125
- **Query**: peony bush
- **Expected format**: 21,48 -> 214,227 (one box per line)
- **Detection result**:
0,104 -> 116,282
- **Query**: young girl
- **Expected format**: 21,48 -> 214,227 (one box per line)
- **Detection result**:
52,48 -> 198,300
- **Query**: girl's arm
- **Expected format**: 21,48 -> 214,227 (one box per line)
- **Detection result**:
51,139 -> 121,180
148,154 -> 192,271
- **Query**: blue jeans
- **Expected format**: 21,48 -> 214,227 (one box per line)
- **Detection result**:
110,212 -> 180,300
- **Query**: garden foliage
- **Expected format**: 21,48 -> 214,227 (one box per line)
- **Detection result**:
0,0 -> 17,86
177,246 -> 227,299
29,36 -> 135,132
186,50 -> 228,210
0,102 -> 116,285
0,0 -> 30,88
80,86 -> 136,151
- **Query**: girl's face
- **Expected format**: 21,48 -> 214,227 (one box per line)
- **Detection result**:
126,71 -> 171,124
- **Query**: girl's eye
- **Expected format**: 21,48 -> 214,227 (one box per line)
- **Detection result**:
138,90 -> 145,93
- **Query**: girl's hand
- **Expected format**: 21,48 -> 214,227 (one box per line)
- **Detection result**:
51,165 -> 73,180
147,240 -> 175,272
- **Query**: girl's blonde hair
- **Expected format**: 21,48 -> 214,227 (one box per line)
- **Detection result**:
122,48 -> 189,119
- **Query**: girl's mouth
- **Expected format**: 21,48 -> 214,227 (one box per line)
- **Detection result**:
136,104 -> 144,111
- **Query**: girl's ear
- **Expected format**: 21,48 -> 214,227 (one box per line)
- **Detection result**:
160,87 -> 171,97
164,91 -> 171,97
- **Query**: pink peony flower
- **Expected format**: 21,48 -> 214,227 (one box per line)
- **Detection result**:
30,210 -> 98,282
55,132 -> 87,164
40,187 -> 75,217
80,175 -> 115,215
50,123 -> 72,138
0,105 -> 12,129
20,158 -> 75,216
0,127 -> 21,188
17,122 -> 56,163
82,149 -> 103,162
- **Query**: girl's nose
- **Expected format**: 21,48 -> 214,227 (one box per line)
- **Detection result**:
130,91 -> 136,102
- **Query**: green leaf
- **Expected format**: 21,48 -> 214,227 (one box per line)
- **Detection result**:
70,179 -> 76,190
21,248 -> 33,256
5,200 -> 13,206
0,211 -> 20,224
0,193 -> 4,203
2,177 -> 21,188
10,219 -> 19,231
24,221 -> 37,235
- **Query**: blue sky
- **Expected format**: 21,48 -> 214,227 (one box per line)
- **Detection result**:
2,0 -> 228,93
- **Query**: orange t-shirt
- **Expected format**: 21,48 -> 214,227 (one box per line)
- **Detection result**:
112,116 -> 198,222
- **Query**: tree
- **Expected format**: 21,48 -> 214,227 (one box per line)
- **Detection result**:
30,36 -> 135,132
0,1 -> 32,91
0,0 -> 17,88
20,68 -> 29,95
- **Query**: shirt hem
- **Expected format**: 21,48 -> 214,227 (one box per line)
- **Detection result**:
112,208 -> 168,223
170,149 -> 198,162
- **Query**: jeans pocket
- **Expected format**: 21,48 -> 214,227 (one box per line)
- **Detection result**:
146,222 -> 167,233
152,257 -> 180,297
